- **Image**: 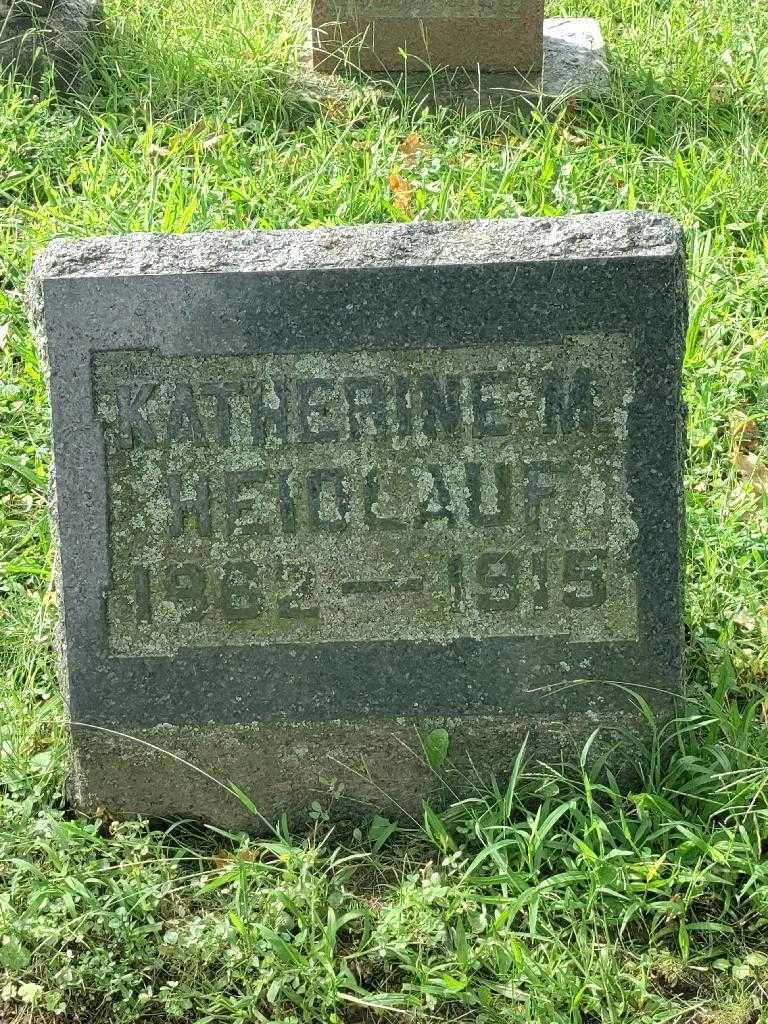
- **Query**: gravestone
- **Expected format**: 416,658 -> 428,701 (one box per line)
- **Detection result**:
30,212 -> 687,828
0,0 -> 101,89
312,0 -> 545,73
309,1 -> 610,108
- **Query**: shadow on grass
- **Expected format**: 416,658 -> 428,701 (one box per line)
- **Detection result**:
85,11 -> 347,133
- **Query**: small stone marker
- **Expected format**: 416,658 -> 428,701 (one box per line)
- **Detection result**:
312,0 -> 545,73
30,212 -> 687,828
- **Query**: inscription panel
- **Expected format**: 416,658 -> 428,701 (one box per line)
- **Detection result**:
94,334 -> 639,656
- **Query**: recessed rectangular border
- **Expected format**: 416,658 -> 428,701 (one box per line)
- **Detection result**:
95,335 -> 640,654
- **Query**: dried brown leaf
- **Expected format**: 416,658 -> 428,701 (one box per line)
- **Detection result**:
734,451 -> 768,495
212,848 -> 260,871
562,127 -> 588,147
733,608 -> 757,631
398,131 -> 432,164
389,170 -> 413,214
322,98 -> 349,122
730,411 -> 761,454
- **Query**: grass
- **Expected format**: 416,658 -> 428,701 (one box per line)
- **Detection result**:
1,0 -> 768,1020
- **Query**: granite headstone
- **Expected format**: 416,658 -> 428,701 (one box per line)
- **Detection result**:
312,0 -> 545,73
30,212 -> 687,828
0,0 -> 101,88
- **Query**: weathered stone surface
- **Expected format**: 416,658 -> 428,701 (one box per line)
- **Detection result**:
0,0 -> 101,88
538,17 -> 609,100
30,212 -> 687,829
312,0 -> 544,72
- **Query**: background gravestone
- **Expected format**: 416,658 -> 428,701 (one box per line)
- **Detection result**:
30,212 -> 687,828
310,1 -> 609,109
312,0 -> 545,73
0,0 -> 101,88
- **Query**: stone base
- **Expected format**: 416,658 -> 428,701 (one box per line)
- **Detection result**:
68,708 -> 649,832
305,17 -> 609,112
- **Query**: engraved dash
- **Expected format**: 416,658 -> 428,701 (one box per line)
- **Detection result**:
341,578 -> 425,597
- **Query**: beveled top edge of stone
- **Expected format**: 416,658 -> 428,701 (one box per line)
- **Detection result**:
32,212 -> 683,282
